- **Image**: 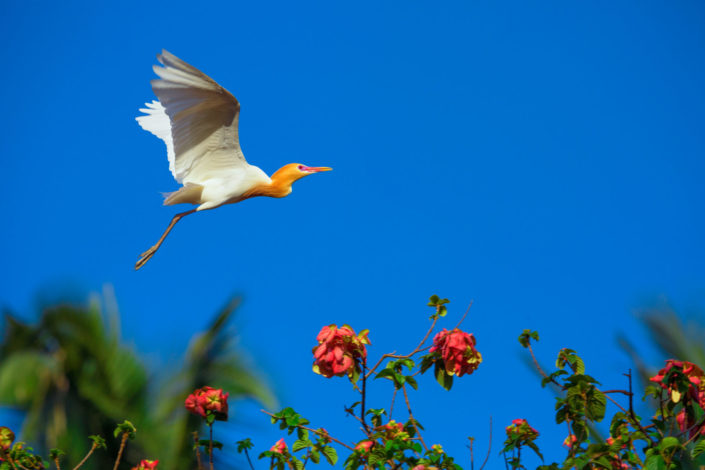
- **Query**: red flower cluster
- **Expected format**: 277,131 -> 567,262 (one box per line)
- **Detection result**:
650,360 -> 705,436
505,418 -> 539,443
562,435 -> 577,448
355,440 -> 374,453
270,438 -> 287,454
429,328 -> 482,377
376,420 -> 408,441
312,325 -> 370,379
184,386 -> 229,421
131,460 -> 158,470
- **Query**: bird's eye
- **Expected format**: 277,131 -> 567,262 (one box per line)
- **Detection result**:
298,165 -> 305,171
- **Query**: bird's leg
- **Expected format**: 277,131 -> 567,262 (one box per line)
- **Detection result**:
135,209 -> 197,270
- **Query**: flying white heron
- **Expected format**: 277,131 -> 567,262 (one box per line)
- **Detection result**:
135,50 -> 331,270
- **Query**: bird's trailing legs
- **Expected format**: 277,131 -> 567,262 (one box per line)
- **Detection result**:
135,209 -> 197,270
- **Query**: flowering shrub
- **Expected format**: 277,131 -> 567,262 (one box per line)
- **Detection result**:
3,296 -> 705,470
503,419 -> 541,469
649,360 -> 705,438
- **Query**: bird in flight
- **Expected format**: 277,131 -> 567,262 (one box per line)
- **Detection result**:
135,50 -> 331,270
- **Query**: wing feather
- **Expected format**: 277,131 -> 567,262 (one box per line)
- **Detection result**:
138,50 -> 247,184
136,101 -> 177,178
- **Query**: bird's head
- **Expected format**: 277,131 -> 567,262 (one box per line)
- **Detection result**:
272,163 -> 332,187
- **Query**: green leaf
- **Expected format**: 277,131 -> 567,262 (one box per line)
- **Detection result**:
645,454 -> 666,470
406,376 -> 419,390
658,436 -> 681,452
236,438 -> 254,453
518,330 -> 539,347
374,369 -> 397,381
292,456 -> 304,470
89,435 -> 106,450
310,449 -> 320,464
587,390 -> 607,422
292,439 -> 311,452
692,440 -> 705,459
322,446 -> 338,465
198,439 -> 223,450
527,441 -> 544,461
434,363 -> 453,391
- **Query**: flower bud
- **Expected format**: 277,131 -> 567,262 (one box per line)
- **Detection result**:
270,438 -> 287,454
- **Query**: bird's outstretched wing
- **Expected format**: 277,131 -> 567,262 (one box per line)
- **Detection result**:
136,50 -> 246,184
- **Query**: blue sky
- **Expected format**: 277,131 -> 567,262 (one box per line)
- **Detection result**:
2,0 -> 704,466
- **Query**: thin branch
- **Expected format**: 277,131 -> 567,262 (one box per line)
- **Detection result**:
453,300 -> 474,330
112,433 -> 129,470
193,432 -> 203,470
361,357 -> 371,434
478,416 -> 492,470
261,410 -> 355,451
389,387 -> 398,419
402,385 -> 428,452
208,424 -> 214,470
72,443 -> 97,470
243,448 -> 255,470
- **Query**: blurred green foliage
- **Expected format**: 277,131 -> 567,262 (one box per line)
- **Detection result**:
0,289 -> 275,470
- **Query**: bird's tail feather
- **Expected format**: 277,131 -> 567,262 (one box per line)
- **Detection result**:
163,183 -> 204,205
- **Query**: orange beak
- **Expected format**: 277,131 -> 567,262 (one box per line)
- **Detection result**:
302,166 -> 332,173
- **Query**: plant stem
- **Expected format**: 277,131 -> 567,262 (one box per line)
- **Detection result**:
193,432 -> 203,470
243,448 -> 255,470
54,457 -> 62,470
402,385 -> 428,452
478,416 -> 492,470
209,423 -> 214,470
361,356 -> 371,434
112,433 -> 129,470
72,443 -> 97,470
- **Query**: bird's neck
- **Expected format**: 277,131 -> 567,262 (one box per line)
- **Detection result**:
243,166 -> 297,199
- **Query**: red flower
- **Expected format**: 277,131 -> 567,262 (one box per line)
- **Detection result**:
355,440 -> 374,453
505,418 -> 539,443
650,359 -> 705,436
429,328 -> 482,377
312,325 -> 370,380
132,460 -> 158,470
563,435 -> 577,448
270,438 -> 287,454
184,386 -> 229,421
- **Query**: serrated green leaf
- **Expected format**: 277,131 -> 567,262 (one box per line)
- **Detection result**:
692,439 -> 705,459
310,449 -> 320,464
588,390 -> 607,422
322,446 -> 338,465
292,439 -> 311,452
